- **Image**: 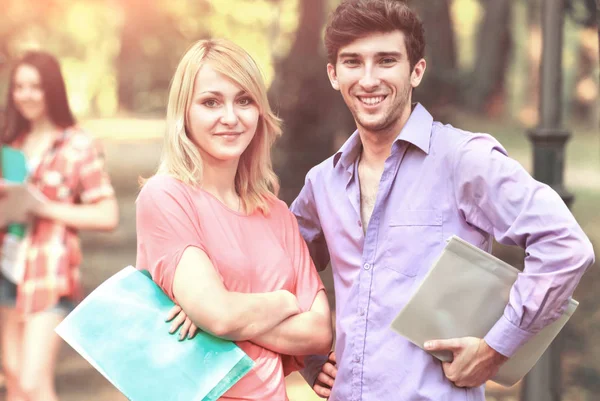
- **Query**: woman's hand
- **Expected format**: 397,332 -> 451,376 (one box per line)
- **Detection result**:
165,304 -> 198,341
25,184 -> 49,218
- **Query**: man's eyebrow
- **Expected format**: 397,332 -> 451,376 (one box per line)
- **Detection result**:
338,52 -> 361,59
375,51 -> 403,58
338,51 -> 403,58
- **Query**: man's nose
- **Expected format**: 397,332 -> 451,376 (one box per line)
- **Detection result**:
358,67 -> 380,92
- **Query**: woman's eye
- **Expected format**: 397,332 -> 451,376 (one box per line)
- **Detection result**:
203,99 -> 218,107
238,97 -> 253,106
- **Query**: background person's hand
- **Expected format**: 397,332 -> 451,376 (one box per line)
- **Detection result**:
25,184 -> 49,218
424,337 -> 508,388
0,179 -> 7,199
165,304 -> 198,340
313,351 -> 337,398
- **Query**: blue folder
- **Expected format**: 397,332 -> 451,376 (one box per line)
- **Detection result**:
1,145 -> 28,183
55,266 -> 254,401
1,145 -> 28,236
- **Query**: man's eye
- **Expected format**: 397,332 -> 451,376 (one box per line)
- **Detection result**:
343,59 -> 360,65
381,58 -> 396,64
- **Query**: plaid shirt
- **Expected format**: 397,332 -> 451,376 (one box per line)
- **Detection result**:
0,127 -> 115,315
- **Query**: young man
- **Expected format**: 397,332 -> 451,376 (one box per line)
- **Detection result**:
290,0 -> 595,400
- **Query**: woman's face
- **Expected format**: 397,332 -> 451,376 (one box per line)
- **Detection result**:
187,63 -> 260,165
12,64 -> 47,123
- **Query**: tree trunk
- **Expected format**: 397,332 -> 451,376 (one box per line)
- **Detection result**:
465,0 -> 513,116
597,0 -> 600,82
268,0 -> 354,204
116,0 -> 146,112
409,0 -> 458,114
520,0 -> 542,126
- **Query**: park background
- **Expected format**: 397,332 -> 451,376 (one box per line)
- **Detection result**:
0,0 -> 599,400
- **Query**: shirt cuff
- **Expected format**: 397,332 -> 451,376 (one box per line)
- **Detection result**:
484,314 -> 535,358
299,354 -> 329,387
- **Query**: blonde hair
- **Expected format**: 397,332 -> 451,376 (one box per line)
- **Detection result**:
154,38 -> 282,214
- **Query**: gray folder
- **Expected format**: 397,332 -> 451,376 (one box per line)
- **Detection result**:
390,235 -> 578,387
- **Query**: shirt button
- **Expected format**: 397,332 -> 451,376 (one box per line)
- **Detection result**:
354,355 -> 361,363
358,220 -> 362,227
363,263 -> 372,270
359,308 -> 365,316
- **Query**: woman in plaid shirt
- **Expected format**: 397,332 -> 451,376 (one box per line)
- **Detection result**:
0,51 -> 118,401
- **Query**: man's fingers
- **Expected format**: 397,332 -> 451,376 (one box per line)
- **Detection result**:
169,310 -> 187,334
328,351 -> 336,364
179,318 -> 193,340
322,361 -> 337,379
165,305 -> 182,322
441,361 -> 455,381
317,371 -> 335,387
313,382 -> 331,398
425,338 -> 462,352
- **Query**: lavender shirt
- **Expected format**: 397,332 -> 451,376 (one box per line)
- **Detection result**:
291,104 -> 594,401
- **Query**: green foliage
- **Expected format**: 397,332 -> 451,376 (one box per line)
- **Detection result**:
0,0 -> 301,117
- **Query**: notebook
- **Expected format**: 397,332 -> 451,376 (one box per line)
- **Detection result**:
56,266 -> 255,401
390,235 -> 578,387
1,146 -> 30,283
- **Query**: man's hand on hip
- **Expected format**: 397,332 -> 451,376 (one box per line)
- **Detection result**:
424,337 -> 508,388
314,351 -> 337,398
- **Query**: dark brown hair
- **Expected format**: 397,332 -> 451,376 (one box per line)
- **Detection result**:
2,51 -> 76,144
325,0 -> 425,70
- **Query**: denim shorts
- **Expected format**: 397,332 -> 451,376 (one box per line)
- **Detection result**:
0,275 -> 76,315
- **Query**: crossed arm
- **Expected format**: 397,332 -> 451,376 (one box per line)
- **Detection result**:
171,246 -> 333,356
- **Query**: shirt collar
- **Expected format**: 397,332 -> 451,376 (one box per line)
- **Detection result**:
333,103 -> 434,169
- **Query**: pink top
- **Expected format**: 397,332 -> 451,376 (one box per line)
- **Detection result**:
135,175 -> 325,401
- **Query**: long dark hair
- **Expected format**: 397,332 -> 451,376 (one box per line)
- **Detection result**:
1,51 -> 76,145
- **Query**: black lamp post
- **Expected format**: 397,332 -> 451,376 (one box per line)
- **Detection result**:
521,0 -> 572,400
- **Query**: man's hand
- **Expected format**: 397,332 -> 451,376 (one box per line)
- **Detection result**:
314,351 -> 337,398
424,337 -> 508,388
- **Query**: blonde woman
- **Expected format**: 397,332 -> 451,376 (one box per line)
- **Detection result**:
135,39 -> 333,400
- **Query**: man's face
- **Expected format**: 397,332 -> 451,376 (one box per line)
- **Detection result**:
327,31 -> 425,134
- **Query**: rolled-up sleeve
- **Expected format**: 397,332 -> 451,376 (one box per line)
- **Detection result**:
453,135 -> 595,357
290,168 -> 330,272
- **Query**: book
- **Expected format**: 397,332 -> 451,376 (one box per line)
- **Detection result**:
389,235 -> 578,387
1,146 -> 29,283
1,145 -> 28,183
55,266 -> 255,401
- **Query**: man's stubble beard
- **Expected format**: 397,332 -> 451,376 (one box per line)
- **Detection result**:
354,92 -> 409,135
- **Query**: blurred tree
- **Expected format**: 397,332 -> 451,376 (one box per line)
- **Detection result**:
116,0 -> 211,114
409,0 -> 459,115
566,0 -> 599,128
520,0 -> 542,126
464,0 -> 513,116
268,0 -> 354,204
566,0 -> 597,26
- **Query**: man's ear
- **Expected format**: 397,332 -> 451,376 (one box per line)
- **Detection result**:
327,63 -> 340,91
410,58 -> 427,89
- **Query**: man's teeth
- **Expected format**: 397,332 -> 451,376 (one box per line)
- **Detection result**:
360,96 -> 385,105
